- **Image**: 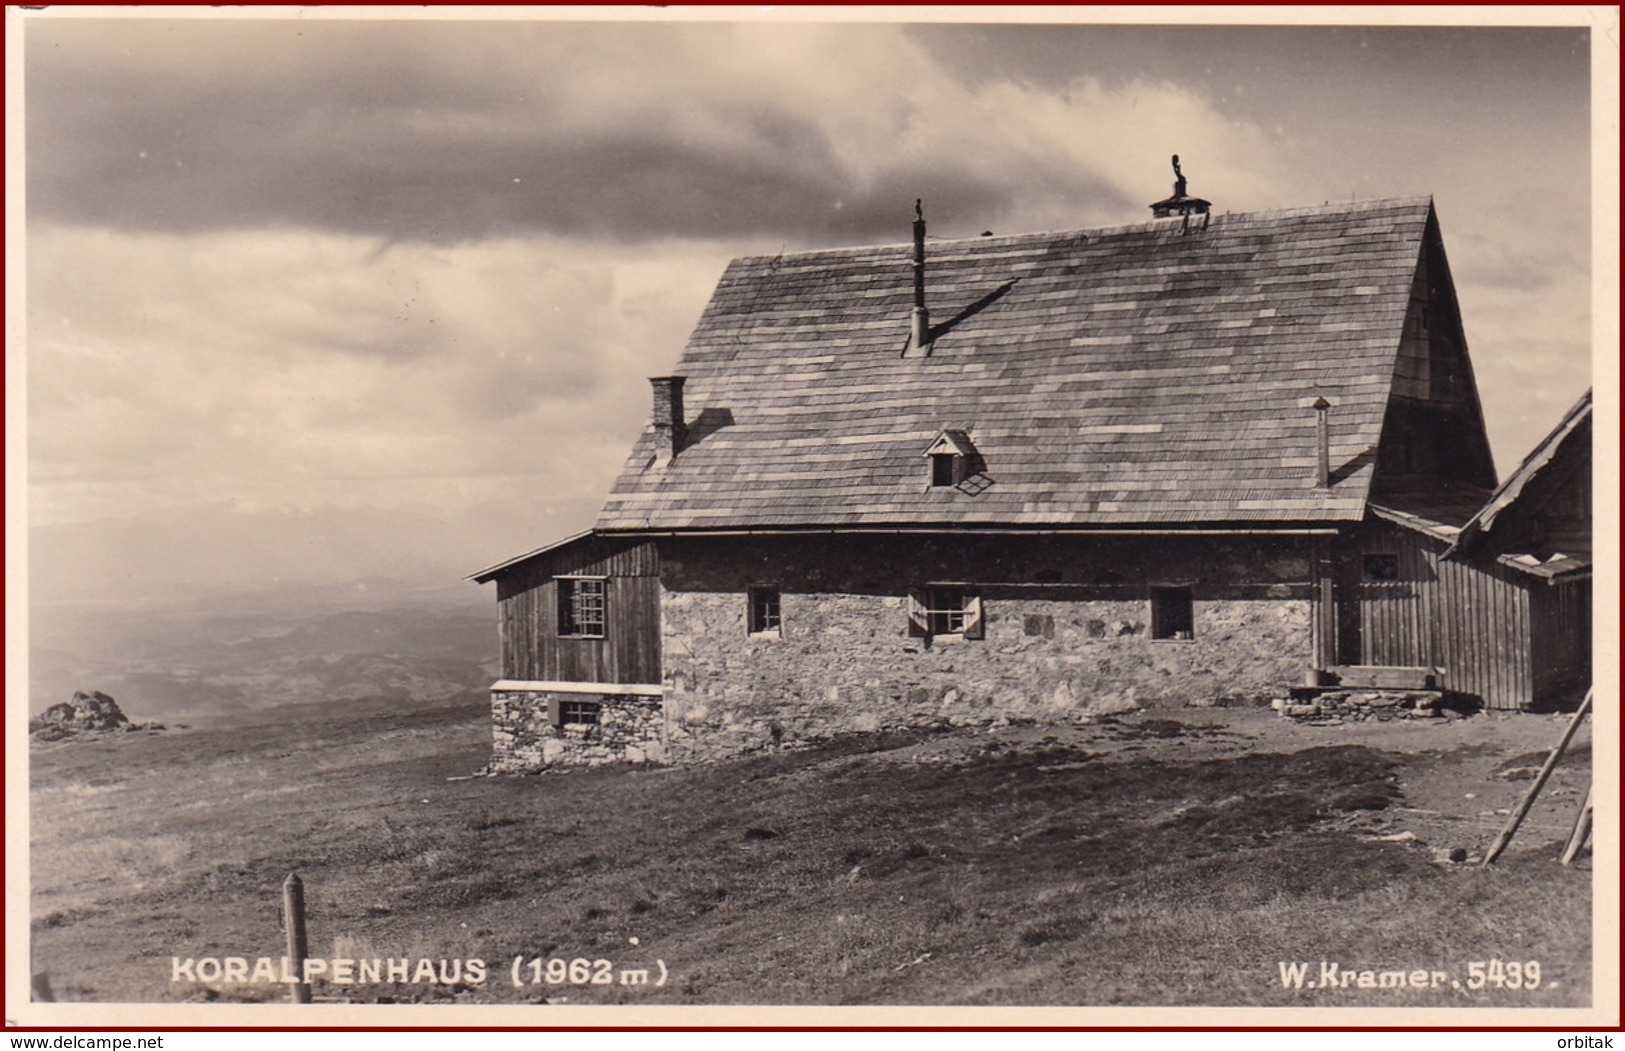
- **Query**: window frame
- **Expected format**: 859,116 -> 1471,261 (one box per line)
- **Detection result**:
748,586 -> 783,636
927,586 -> 968,635
548,696 -> 602,727
909,586 -> 984,640
1150,584 -> 1195,641
1362,553 -> 1401,582
556,575 -> 609,638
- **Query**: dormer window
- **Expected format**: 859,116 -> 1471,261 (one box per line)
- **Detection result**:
924,429 -> 977,488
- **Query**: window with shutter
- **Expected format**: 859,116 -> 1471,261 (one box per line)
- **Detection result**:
906,590 -> 930,637
928,588 -> 966,635
912,587 -> 982,640
962,594 -> 985,639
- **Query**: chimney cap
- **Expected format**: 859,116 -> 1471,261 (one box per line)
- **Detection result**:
1311,395 -> 1332,411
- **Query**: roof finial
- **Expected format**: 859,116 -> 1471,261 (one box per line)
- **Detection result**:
1150,154 -> 1211,221
915,198 -> 923,222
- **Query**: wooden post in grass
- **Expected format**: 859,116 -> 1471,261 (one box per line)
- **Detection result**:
1483,689 -> 1591,865
283,872 -> 311,1004
1561,783 -> 1593,866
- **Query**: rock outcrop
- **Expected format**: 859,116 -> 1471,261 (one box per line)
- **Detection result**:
30,690 -> 135,740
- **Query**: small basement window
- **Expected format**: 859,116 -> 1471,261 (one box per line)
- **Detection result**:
1363,554 -> 1401,581
549,697 -> 601,727
1151,586 -> 1194,640
749,587 -> 782,635
557,577 -> 607,637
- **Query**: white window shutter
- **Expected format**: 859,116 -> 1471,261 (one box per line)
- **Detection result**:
963,593 -> 985,639
907,591 -> 930,637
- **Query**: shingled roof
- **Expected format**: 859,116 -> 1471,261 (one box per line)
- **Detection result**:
597,197 -> 1444,532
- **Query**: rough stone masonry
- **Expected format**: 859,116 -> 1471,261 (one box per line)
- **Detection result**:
489,533 -> 1318,769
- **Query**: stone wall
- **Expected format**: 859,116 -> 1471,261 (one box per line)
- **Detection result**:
489,690 -> 664,771
1277,690 -> 1450,725
657,534 -> 1313,762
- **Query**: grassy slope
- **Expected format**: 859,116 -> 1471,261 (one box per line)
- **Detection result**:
30,698 -> 1591,1007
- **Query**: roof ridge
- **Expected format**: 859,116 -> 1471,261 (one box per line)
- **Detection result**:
730,195 -> 1436,264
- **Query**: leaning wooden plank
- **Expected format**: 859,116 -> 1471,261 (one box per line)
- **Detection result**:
1560,782 -> 1593,866
1482,688 -> 1592,865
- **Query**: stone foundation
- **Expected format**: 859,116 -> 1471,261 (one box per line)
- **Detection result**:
1277,690 -> 1448,724
489,689 -> 665,771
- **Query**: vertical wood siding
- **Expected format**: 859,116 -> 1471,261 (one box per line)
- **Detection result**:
1354,524 -> 1437,670
1530,579 -> 1591,706
1345,521 -> 1557,709
1311,538 -> 1338,672
494,538 -> 661,684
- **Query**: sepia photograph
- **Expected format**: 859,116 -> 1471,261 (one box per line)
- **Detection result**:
8,6 -> 1616,1029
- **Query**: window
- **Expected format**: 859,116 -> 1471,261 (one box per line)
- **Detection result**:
929,587 -> 967,634
923,430 -> 976,488
557,577 -> 607,637
548,697 -> 601,727
1151,586 -> 1194,640
749,587 -> 782,635
908,588 -> 984,639
1363,554 -> 1400,581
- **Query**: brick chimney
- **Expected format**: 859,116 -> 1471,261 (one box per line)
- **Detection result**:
650,376 -> 687,463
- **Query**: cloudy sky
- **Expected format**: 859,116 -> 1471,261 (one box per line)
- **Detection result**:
17,9 -> 1606,594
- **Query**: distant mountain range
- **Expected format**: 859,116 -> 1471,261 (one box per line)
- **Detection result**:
27,572 -> 502,725
19,495 -> 593,722
26,497 -> 573,606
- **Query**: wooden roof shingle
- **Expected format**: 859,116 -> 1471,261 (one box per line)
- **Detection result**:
598,197 -> 1440,532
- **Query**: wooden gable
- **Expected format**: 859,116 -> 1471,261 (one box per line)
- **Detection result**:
472,533 -> 662,686
1372,209 -> 1497,491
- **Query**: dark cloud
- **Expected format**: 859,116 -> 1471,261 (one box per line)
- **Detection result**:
909,23 -> 1591,112
25,18 -> 1042,246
